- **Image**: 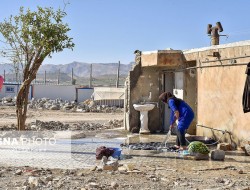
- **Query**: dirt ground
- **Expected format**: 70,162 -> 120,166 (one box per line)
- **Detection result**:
0,106 -> 123,126
0,106 -> 250,190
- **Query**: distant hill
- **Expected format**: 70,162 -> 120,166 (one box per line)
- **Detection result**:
0,61 -> 134,78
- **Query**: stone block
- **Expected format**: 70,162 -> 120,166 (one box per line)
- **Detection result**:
211,150 -> 225,161
193,153 -> 209,160
125,134 -> 140,144
217,143 -> 232,151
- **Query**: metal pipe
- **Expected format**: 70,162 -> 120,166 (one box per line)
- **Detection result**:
163,62 -> 249,72
201,55 -> 250,63
196,124 -> 231,134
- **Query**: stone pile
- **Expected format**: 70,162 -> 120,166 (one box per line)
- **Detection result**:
27,119 -> 123,131
29,120 -> 70,131
27,97 -> 124,113
0,96 -> 124,113
1,97 -> 16,106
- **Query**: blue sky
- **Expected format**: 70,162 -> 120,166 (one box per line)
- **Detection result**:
0,0 -> 250,65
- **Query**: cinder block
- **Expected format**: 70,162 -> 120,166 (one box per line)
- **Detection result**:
211,150 -> 225,161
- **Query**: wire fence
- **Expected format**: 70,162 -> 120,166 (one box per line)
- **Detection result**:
0,64 -> 132,87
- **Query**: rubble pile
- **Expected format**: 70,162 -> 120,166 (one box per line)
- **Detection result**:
27,98 -> 124,113
27,119 -> 123,131
70,119 -> 123,131
28,120 -> 70,131
0,97 -> 124,113
0,124 -> 16,131
70,122 -> 105,131
1,97 -> 16,106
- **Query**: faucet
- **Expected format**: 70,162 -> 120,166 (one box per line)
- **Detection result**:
148,91 -> 152,101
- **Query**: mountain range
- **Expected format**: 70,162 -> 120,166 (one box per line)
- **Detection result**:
0,61 -> 134,78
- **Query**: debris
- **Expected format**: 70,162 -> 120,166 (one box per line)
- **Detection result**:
111,181 -> 119,188
25,97 -> 124,113
15,169 -> 22,175
28,176 -> 43,188
217,143 -> 233,151
124,164 -> 134,171
192,165 -> 236,171
238,170 -> 244,174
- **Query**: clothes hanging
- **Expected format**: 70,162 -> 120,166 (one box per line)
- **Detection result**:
242,62 -> 250,113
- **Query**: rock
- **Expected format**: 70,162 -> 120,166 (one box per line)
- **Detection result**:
217,143 -> 233,151
238,169 -> 244,174
89,166 -> 97,171
244,144 -> 250,156
118,166 -> 127,172
124,164 -> 134,171
30,125 -> 37,130
111,181 -> 119,188
211,150 -> 225,161
50,105 -> 60,110
15,169 -> 22,175
44,176 -> 53,182
21,186 -> 29,190
86,182 -> 99,188
28,176 -> 43,187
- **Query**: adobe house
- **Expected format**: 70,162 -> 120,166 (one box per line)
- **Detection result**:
124,40 -> 250,147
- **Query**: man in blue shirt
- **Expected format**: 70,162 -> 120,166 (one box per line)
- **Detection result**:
159,92 -> 194,150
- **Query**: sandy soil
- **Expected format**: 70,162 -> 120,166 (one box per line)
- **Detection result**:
0,106 -> 250,190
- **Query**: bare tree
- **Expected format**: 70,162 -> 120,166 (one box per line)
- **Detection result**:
0,7 -> 74,130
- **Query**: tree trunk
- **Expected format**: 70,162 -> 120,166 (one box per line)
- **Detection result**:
15,60 -> 43,130
16,84 -> 30,130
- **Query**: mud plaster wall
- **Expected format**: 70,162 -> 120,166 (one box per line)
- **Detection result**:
185,45 -> 250,147
184,63 -> 197,135
125,65 -> 161,132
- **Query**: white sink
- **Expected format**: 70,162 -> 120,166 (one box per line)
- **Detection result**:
133,104 -> 155,134
133,104 -> 155,112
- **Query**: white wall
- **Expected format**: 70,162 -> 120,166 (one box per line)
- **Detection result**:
0,84 -> 19,98
32,84 -> 93,101
32,84 -> 76,101
0,84 -> 32,99
77,88 -> 94,102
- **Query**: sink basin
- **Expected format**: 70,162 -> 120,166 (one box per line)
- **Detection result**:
133,104 -> 155,112
133,104 -> 155,134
